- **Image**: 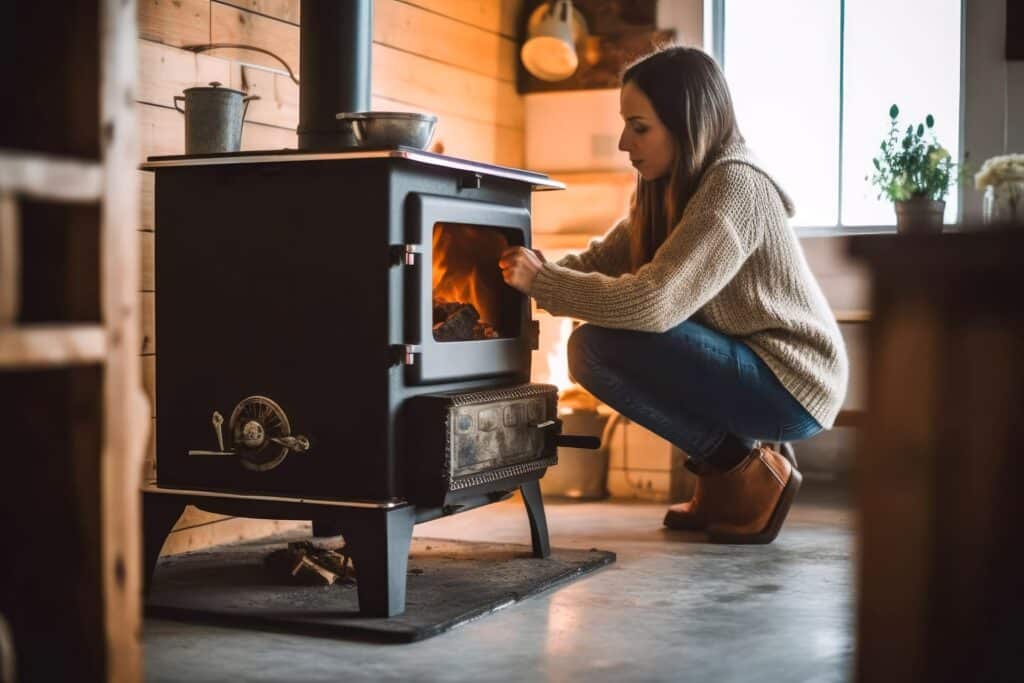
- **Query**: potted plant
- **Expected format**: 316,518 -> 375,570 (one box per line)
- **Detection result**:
869,104 -> 958,234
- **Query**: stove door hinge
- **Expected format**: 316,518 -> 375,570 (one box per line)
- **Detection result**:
528,319 -> 540,350
391,244 -> 423,266
391,343 -> 422,366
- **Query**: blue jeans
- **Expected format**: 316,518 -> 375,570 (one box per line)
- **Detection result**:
567,320 -> 823,466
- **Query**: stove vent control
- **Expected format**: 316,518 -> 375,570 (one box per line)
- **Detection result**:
187,395 -> 310,472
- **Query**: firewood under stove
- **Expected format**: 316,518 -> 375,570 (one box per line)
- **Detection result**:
264,541 -> 355,586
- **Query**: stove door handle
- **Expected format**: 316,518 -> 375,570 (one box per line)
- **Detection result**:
533,418 -> 601,449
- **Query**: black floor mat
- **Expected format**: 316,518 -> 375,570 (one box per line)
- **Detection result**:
146,534 -> 615,643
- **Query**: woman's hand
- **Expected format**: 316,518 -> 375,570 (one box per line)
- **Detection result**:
499,247 -> 545,293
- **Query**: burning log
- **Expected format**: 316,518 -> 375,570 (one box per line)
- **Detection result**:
432,298 -> 501,341
264,541 -> 355,586
433,302 -> 479,341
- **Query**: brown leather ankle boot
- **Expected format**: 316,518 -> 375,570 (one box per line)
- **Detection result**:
663,444 -> 798,533
700,446 -> 802,544
662,458 -> 714,530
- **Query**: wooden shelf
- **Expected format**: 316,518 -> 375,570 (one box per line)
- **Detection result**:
0,149 -> 104,203
0,323 -> 107,369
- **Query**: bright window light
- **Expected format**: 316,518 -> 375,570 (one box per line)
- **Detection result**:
719,1 -> 962,229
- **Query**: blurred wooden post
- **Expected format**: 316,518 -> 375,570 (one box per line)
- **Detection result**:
851,229 -> 1024,683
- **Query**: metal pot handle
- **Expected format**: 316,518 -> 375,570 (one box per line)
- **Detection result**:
242,94 -> 260,121
173,95 -> 186,114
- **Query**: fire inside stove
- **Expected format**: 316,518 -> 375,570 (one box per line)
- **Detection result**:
432,223 -> 518,342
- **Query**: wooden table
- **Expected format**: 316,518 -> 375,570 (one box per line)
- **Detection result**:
849,229 -> 1023,682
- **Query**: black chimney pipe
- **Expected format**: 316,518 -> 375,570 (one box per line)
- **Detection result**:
298,0 -> 373,151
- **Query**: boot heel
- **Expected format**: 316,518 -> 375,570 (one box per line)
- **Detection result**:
708,467 -> 803,545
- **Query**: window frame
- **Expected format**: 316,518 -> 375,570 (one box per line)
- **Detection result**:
705,0 -> 967,236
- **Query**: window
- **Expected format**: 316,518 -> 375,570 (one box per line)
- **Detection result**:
711,0 -> 962,229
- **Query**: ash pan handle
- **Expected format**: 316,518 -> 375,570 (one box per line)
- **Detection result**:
534,418 -> 602,449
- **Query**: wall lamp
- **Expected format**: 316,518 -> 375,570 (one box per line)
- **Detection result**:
520,0 -> 590,82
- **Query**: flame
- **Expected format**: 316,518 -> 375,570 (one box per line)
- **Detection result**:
432,223 -> 508,331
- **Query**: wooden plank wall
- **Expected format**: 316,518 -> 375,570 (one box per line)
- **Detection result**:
138,0 -> 524,554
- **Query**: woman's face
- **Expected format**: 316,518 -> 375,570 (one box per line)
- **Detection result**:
618,81 -> 676,181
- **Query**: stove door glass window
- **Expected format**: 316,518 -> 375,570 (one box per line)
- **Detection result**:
432,223 -> 520,342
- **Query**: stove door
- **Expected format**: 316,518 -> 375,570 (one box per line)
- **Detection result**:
403,193 -> 534,384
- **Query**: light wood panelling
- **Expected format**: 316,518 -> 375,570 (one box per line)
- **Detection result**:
143,354 -> 155,417
210,1 -> 300,73
239,113 -> 296,150
216,0 -> 299,24
140,231 -> 155,290
533,170 -> 635,234
139,103 -> 184,158
162,517 -> 307,555
230,62 -> 298,129
140,42 -> 524,129
174,506 -> 231,530
140,171 -> 154,230
138,38 -> 231,108
141,291 -> 155,355
139,0 -> 211,47
137,40 -> 523,165
144,417 -> 157,482
374,43 -> 523,128
374,0 -> 517,82
405,0 -> 520,37
208,1 -> 517,83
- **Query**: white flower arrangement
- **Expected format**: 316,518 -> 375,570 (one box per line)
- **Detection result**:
974,154 -> 1024,189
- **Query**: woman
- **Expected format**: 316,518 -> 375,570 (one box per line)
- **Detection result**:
498,46 -> 848,544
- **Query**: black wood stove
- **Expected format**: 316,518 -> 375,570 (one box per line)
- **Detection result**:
139,0 -> 599,617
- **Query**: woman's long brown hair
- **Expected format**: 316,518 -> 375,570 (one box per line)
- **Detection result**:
623,46 -> 743,271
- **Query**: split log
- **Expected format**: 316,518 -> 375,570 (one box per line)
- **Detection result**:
264,541 -> 355,587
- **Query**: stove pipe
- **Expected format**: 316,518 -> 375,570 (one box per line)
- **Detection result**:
298,0 -> 373,151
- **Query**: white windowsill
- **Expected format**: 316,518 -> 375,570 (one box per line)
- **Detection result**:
795,225 -> 899,238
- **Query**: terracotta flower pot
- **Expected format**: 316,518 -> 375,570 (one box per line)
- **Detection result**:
894,198 -> 945,235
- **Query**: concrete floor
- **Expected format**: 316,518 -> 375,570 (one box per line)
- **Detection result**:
145,479 -> 855,682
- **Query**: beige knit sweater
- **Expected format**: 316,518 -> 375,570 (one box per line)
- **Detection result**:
529,143 -> 849,428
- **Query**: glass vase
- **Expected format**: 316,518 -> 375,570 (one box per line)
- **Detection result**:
982,180 -> 1024,226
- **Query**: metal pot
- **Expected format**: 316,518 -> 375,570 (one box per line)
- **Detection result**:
173,82 -> 259,155
335,112 -> 437,150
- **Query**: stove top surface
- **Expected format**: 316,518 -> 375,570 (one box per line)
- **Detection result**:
141,146 -> 566,191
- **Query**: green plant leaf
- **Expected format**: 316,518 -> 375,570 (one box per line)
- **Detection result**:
890,104 -> 899,119
916,123 -> 924,137
926,114 -> 934,128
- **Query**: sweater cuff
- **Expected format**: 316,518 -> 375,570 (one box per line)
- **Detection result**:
528,262 -> 568,313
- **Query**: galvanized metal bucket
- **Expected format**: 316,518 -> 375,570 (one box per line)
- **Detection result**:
173,82 -> 259,155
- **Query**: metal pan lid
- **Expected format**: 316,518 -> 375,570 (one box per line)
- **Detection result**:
182,81 -> 248,96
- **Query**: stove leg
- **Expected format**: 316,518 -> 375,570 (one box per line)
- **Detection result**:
520,480 -> 550,558
142,492 -> 186,594
343,506 -> 416,617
